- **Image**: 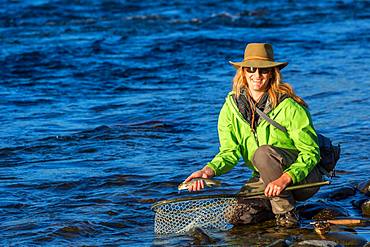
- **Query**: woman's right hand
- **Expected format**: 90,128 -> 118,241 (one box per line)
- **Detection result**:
184,166 -> 215,192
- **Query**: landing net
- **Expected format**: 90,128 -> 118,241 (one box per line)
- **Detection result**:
151,194 -> 270,235
151,181 -> 330,235
153,196 -> 235,234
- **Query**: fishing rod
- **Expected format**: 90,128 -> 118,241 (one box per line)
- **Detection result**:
311,219 -> 370,225
238,180 -> 331,197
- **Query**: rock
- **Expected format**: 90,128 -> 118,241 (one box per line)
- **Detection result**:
297,202 -> 348,220
267,239 -> 289,247
356,180 -> 370,196
351,199 -> 367,209
312,207 -> 348,220
328,186 -> 356,200
361,200 -> 370,217
297,202 -> 328,219
351,198 -> 370,216
325,231 -> 368,247
189,227 -> 217,245
294,240 -> 339,247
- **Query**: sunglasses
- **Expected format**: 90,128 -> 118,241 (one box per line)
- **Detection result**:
245,67 -> 272,74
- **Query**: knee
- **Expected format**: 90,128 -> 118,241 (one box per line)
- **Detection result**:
252,145 -> 276,169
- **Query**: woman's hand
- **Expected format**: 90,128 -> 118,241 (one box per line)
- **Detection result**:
184,166 -> 215,192
264,173 -> 292,197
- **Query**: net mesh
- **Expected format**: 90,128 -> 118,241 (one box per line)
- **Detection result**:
153,197 -> 236,235
152,196 -> 273,235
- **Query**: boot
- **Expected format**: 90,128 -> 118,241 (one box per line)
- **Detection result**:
275,209 -> 299,228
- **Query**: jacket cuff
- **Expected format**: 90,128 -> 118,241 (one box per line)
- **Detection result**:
286,171 -> 298,184
206,163 -> 219,177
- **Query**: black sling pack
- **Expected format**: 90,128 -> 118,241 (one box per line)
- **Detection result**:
255,108 -> 340,178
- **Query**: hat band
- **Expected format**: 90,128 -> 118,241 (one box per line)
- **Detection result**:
245,55 -> 273,61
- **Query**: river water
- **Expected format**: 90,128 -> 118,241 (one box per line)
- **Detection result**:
1,0 -> 369,246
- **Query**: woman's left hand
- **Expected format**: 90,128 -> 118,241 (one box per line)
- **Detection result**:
264,173 -> 292,197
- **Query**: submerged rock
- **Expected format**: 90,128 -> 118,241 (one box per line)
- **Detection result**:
324,231 -> 368,247
267,239 -> 289,247
351,198 -> 370,216
294,240 -> 339,247
293,230 -> 368,247
297,203 -> 326,219
189,227 -> 217,245
297,202 -> 348,220
312,207 -> 348,220
351,199 -> 367,210
361,200 -> 370,217
328,186 -> 356,200
357,180 -> 370,196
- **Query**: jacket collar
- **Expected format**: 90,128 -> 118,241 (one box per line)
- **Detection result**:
232,89 -> 289,125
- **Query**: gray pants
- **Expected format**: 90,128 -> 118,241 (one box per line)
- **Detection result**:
240,145 -> 323,215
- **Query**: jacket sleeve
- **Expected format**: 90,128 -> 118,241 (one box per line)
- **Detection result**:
284,102 -> 320,184
206,102 -> 241,176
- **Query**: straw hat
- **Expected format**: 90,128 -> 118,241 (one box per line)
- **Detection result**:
229,43 -> 288,69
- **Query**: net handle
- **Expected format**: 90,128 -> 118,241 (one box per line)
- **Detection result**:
151,180 -> 330,211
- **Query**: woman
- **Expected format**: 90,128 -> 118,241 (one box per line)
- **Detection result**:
184,43 -> 322,228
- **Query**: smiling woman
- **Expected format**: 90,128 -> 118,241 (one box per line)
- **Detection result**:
244,67 -> 272,96
183,43 -> 323,228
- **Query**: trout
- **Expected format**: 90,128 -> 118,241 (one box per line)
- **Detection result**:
178,178 -> 221,191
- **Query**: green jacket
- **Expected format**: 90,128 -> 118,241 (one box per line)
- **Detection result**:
206,92 -> 320,184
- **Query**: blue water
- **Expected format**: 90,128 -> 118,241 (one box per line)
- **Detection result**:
1,0 -> 369,245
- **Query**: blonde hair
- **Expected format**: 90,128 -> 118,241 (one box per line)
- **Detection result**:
232,67 -> 307,108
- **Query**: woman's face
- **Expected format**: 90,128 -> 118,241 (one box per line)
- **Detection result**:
244,67 -> 272,93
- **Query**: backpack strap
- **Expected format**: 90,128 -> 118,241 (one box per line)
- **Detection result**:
316,164 -> 333,178
255,107 -> 287,133
255,107 -> 337,178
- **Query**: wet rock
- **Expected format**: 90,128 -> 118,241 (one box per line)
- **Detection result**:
267,239 -> 289,247
356,180 -> 370,196
312,207 -> 348,221
328,186 -> 356,200
297,202 -> 348,220
297,203 -> 326,219
263,228 -> 310,240
325,231 -> 368,247
189,227 -> 217,245
351,199 -> 367,209
294,240 -> 339,247
361,200 -> 370,217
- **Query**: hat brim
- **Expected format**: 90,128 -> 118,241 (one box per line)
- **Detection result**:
229,60 -> 288,70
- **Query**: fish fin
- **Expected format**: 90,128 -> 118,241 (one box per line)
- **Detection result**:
213,180 -> 221,186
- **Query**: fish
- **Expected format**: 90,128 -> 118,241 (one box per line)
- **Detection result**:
178,178 -> 221,191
